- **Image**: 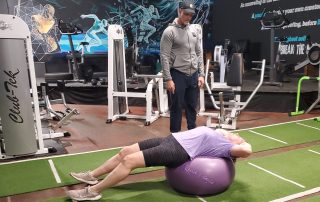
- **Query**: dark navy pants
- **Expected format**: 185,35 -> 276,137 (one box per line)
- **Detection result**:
169,69 -> 199,132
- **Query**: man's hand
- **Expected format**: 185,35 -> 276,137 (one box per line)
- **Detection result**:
166,80 -> 175,94
198,76 -> 204,88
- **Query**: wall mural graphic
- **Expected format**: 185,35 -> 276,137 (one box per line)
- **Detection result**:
130,4 -> 160,43
14,0 -> 60,60
13,0 -> 213,61
77,14 -> 108,52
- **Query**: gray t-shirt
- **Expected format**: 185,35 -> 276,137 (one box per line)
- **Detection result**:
160,19 -> 204,81
172,126 -> 234,159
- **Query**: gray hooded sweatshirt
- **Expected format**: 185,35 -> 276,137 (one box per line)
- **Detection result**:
160,18 -> 204,81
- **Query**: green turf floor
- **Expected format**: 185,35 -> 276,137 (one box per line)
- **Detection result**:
237,119 -> 320,152
0,148 -> 162,197
0,118 -> 319,200
44,145 -> 320,202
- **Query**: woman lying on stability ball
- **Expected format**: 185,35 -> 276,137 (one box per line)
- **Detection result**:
67,126 -> 252,201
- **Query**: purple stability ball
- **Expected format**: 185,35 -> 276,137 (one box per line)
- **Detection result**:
165,157 -> 235,196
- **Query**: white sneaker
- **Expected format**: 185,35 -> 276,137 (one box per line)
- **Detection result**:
67,186 -> 102,201
70,171 -> 99,185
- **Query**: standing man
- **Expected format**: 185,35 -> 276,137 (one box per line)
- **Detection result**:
160,1 -> 205,132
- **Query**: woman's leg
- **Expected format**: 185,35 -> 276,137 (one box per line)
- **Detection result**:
90,151 -> 146,193
90,135 -> 189,193
91,143 -> 141,178
67,136 -> 189,200
90,137 -> 165,177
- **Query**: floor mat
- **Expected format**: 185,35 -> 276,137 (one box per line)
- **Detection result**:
237,119 -> 320,152
44,145 -> 320,202
0,148 -> 162,197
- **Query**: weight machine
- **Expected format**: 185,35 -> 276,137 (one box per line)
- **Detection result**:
260,8 -> 289,86
199,56 -> 266,129
106,25 -> 168,126
60,19 -> 108,86
213,39 -> 230,84
57,19 -> 84,81
39,81 -> 78,131
290,44 -> 320,116
0,14 -> 53,159
40,20 -> 82,131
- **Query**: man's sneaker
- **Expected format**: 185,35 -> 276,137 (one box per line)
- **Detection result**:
67,186 -> 102,201
70,171 -> 99,185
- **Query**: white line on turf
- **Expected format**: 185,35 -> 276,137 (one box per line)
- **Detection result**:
248,162 -> 305,188
233,117 -> 316,132
249,130 -> 288,144
0,146 -> 123,165
196,196 -> 207,202
309,150 -> 320,155
48,159 -> 61,184
269,187 -> 320,202
296,123 -> 320,131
